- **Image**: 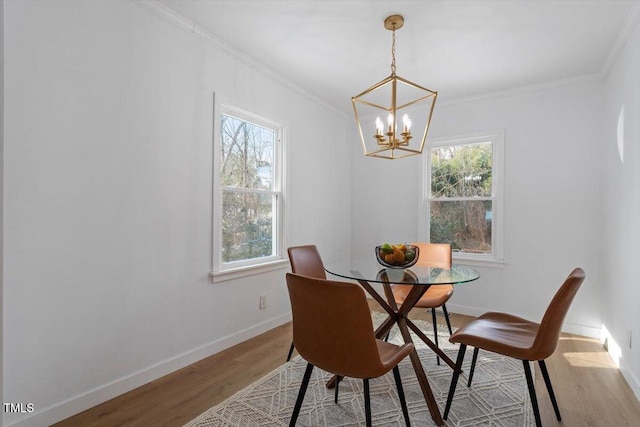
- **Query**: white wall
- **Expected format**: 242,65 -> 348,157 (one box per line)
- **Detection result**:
602,19 -> 640,399
352,79 -> 604,337
4,1 -> 640,425
2,1 -> 351,426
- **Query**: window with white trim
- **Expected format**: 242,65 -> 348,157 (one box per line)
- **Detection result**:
213,104 -> 285,275
423,131 -> 504,264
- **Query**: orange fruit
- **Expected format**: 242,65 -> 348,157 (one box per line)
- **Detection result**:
385,253 -> 396,264
393,249 -> 405,263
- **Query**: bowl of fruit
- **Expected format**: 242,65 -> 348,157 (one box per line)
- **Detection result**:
375,243 -> 419,269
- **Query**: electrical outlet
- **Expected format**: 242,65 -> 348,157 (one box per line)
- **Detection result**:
259,294 -> 267,310
627,328 -> 632,349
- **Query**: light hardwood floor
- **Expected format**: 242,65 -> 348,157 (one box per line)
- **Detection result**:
55,305 -> 640,426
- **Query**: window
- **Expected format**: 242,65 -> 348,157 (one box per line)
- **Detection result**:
212,104 -> 285,278
422,131 -> 504,265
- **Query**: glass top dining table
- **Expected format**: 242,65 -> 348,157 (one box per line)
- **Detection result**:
324,259 -> 480,286
324,258 -> 480,426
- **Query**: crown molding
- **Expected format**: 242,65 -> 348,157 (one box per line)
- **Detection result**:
438,73 -> 601,108
133,0 -> 638,116
132,0 -> 350,119
600,1 -> 640,79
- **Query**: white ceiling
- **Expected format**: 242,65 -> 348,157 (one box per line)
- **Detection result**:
157,0 -> 638,114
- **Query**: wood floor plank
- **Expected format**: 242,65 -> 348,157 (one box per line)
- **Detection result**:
54,304 -> 640,426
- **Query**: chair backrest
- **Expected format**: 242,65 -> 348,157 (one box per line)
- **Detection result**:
287,245 -> 326,279
411,242 -> 452,269
531,267 -> 586,360
286,273 -> 386,379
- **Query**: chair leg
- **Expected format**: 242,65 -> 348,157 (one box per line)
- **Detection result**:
289,363 -> 314,427
538,360 -> 562,421
363,378 -> 372,427
432,308 -> 440,365
286,342 -> 295,362
442,304 -> 453,335
392,366 -> 411,427
443,343 -> 467,420
467,347 -> 479,387
523,360 -> 542,427
334,375 -> 341,403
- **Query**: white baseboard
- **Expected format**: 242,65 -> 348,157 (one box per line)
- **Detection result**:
5,313 -> 292,427
620,366 -> 640,402
601,325 -> 640,402
562,323 -> 602,339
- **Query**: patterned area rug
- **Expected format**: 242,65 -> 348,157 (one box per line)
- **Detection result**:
185,314 -> 534,426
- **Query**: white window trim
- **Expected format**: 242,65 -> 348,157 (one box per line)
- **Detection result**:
419,130 -> 505,267
211,97 -> 288,282
210,259 -> 289,284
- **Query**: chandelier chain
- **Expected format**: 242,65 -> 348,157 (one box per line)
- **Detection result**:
390,28 -> 396,75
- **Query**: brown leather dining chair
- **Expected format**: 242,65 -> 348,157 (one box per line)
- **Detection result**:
391,242 -> 453,364
285,245 -> 327,362
443,267 -> 586,427
286,273 -> 414,427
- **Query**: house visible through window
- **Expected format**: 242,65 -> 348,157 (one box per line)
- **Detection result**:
423,131 -> 504,264
215,105 -> 284,272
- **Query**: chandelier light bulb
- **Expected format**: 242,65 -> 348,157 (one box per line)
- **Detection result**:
402,114 -> 411,132
376,117 -> 384,135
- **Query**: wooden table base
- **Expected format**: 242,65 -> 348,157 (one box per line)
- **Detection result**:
362,279 -> 447,426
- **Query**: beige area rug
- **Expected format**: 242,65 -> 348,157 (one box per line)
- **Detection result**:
185,313 -> 534,426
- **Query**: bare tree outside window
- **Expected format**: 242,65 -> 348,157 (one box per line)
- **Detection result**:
429,142 -> 493,254
220,113 -> 279,263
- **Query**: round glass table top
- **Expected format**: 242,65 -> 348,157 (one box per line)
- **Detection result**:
324,259 -> 480,285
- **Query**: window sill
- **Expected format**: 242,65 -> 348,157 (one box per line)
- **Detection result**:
453,256 -> 505,269
210,259 -> 289,283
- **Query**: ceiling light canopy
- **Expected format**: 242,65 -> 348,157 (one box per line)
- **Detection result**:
352,15 -> 437,159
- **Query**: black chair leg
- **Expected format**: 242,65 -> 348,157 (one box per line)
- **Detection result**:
467,347 -> 479,387
286,342 -> 295,362
363,378 -> 372,427
289,363 -> 314,427
432,308 -> 440,365
334,375 -> 341,403
442,304 -> 453,335
523,360 -> 542,427
443,343 -> 467,420
539,360 -> 562,421
392,366 -> 411,427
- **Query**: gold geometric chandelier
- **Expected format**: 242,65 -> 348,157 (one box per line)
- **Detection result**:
352,15 -> 438,159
